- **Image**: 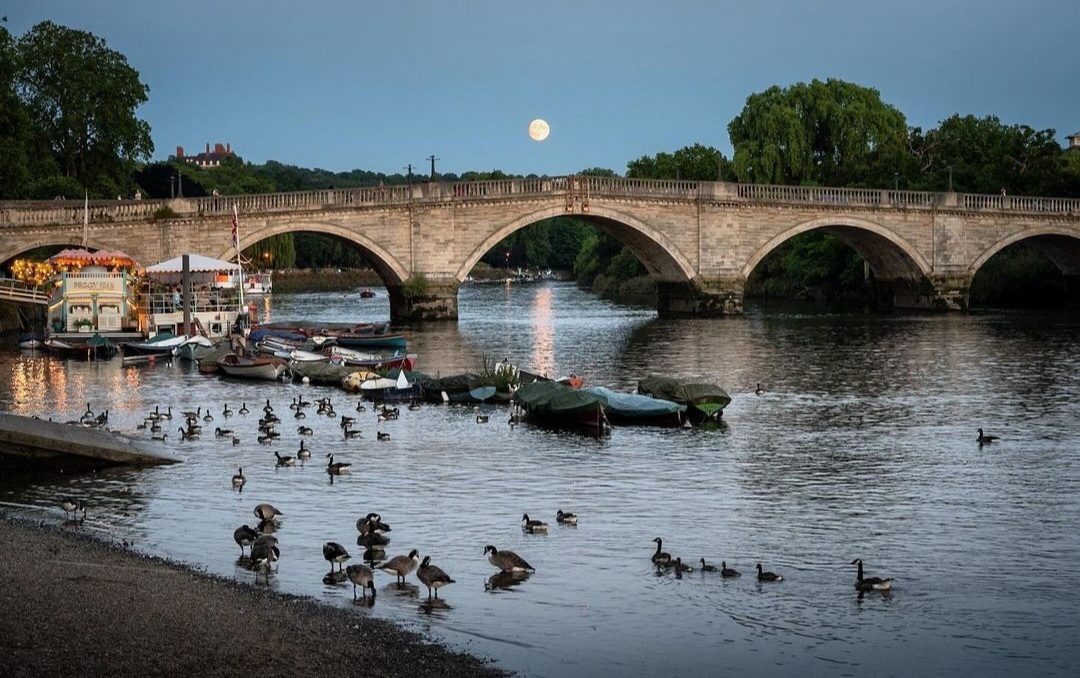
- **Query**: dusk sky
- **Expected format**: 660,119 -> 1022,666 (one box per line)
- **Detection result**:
8,1 -> 1079,177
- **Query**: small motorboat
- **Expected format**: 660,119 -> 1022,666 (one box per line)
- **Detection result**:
217,354 -> 288,381
17,332 -> 45,350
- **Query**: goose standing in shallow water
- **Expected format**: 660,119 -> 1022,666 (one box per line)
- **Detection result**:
379,549 -> 421,583
977,428 -> 1000,445
851,558 -> 893,591
61,498 -> 85,521
323,542 -> 351,572
485,545 -> 535,572
756,563 -> 783,582
233,524 -> 258,555
345,563 -> 376,601
253,503 -> 283,522
650,537 -> 672,566
721,561 -> 741,578
417,556 -> 455,598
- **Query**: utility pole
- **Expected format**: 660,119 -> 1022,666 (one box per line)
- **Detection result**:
404,164 -> 414,188
427,155 -> 439,181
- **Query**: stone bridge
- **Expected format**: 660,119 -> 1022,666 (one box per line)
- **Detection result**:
2,177 -> 1079,320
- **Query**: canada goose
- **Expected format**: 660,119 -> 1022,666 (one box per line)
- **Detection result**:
294,409 -> 306,419
851,558 -> 893,591
222,404 -> 233,417
357,524 -> 390,549
215,427 -> 234,437
263,398 -> 273,414
202,409 -> 214,422
147,405 -> 162,422
417,555 -> 455,598
340,415 -> 356,428
376,431 -> 390,441
136,419 -> 149,430
61,498 -> 85,521
257,434 -> 273,445
756,563 -> 783,582
323,542 -> 351,572
408,401 -> 421,411
699,558 -> 718,572
755,382 -> 764,395
233,524 -> 258,555
250,539 -> 280,581
274,451 -> 295,467
180,407 -> 199,421
151,433 -> 168,442
178,426 -> 199,440
556,509 -> 578,525
150,421 -> 162,433
476,414 -> 489,423
232,436 -> 240,446
185,422 -> 203,434
484,544 -> 534,572
977,428 -> 1000,445
297,426 -> 313,436
721,561 -> 741,578
673,557 -> 693,573
345,563 -> 376,601
326,454 -> 351,474
262,412 -> 281,424
355,401 -> 366,413
238,403 -> 250,415
356,513 -> 391,534
343,427 -> 362,439
253,503 -> 283,522
79,403 -> 95,423
297,440 -> 311,460
379,549 -> 420,583
521,513 -> 548,533
161,405 -> 173,420
651,537 -> 672,566
94,410 -> 109,426
231,467 -> 246,487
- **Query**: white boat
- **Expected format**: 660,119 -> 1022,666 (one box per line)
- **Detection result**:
216,354 -> 288,380
172,335 -> 216,361
213,270 -> 273,295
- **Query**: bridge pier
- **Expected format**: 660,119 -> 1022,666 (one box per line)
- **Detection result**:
880,274 -> 971,311
656,278 -> 744,317
387,279 -> 460,321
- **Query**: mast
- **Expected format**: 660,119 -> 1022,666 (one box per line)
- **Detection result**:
232,204 -> 245,314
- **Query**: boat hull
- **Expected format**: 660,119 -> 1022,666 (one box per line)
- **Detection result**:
513,381 -> 608,434
217,354 -> 287,380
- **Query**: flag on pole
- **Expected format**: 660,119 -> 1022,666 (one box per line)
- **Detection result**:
81,191 -> 89,248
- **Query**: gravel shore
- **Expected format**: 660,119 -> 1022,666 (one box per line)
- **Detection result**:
0,514 -> 510,678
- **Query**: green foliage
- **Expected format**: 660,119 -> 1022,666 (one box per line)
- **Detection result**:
401,273 -> 429,301
243,233 -> 295,269
728,79 -> 907,186
627,143 -> 730,181
745,232 -> 867,300
294,233 -> 369,269
152,204 -> 177,220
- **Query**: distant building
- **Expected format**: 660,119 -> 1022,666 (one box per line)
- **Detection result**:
1067,132 -> 1080,152
176,142 -> 234,168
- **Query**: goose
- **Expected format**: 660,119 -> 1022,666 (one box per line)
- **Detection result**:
257,434 -> 273,445
379,549 -> 420,584
150,421 -> 162,433
326,454 -> 351,475
340,415 -> 356,429
322,541 -> 351,572
94,410 -> 109,426
651,537 -> 672,566
556,509 -> 578,525
355,401 -> 367,413
417,555 -> 455,598
484,545 -> 534,572
376,431 -> 390,441
215,427 -> 234,437
521,513 -> 548,533
274,451 -> 295,467
151,433 -> 168,442
184,422 -> 203,434
297,426 -> 313,436
61,498 -> 85,521
344,427 -> 363,439
79,403 -> 95,424
180,407 -> 199,421
977,428 -> 1000,445
202,408 -> 214,422
136,419 -> 150,430
262,412 -> 281,424
222,403 -> 233,417
755,382 -> 764,395
408,401 -> 421,411
250,539 -> 280,581
721,561 -> 741,578
297,395 -> 312,408
357,513 -> 391,534
147,405 -> 162,422
851,558 -> 893,591
263,398 -> 273,414
476,414 -> 489,423
699,558 -> 718,572
756,563 -> 783,582
178,426 -> 199,440
357,523 -> 391,549
233,524 -> 258,555
297,440 -> 311,460
294,409 -> 306,419
231,467 -> 246,487
324,404 -> 336,417
673,557 -> 694,574
161,405 -> 173,420
232,436 -> 241,446
253,503 -> 283,522
345,563 -> 376,601
288,398 -> 300,411
238,402 -> 250,415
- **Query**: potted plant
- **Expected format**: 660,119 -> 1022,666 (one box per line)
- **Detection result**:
73,318 -> 94,332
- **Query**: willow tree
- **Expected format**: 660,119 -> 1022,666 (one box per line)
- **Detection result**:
626,143 -> 731,181
15,21 -> 153,197
727,79 -> 907,186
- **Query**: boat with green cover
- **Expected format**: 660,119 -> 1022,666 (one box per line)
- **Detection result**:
513,380 -> 608,433
637,376 -> 731,423
583,386 -> 686,427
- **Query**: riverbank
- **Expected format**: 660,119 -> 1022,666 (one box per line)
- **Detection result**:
0,514 -> 509,678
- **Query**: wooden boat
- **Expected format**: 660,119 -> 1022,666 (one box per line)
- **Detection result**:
172,336 -> 216,361
121,332 -> 188,356
329,346 -> 417,372
331,322 -> 407,350
582,386 -> 686,427
637,376 -> 731,423
359,289 -> 376,298
513,380 -> 608,434
44,335 -> 117,360
17,332 -> 44,350
217,353 -> 288,380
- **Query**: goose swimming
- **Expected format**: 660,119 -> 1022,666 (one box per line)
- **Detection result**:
756,563 -> 783,582
851,558 -> 893,591
651,537 -> 672,566
521,513 -> 548,533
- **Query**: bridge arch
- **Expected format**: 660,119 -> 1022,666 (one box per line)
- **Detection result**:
969,225 -> 1080,276
227,220 -> 410,285
0,237 -> 112,266
454,204 -> 698,283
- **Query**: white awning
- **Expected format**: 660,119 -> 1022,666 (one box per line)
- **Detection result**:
145,254 -> 240,274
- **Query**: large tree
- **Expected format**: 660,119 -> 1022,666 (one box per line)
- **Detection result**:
626,143 -> 730,181
0,25 -> 33,198
727,79 -> 907,186
15,21 -> 153,197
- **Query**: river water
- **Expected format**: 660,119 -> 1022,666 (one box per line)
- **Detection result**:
1,282 -> 1079,678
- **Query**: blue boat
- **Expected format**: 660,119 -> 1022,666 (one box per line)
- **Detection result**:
583,386 -> 686,427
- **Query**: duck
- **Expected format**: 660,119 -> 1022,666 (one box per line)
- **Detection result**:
484,544 -> 534,572
721,561 -> 741,578
851,558 -> 893,591
756,563 -> 783,582
651,537 -> 672,566
326,454 -> 351,475
417,555 -> 455,598
521,513 -> 548,533
60,498 -> 85,521
215,427 -> 234,437
977,428 -> 1000,445
345,563 -> 376,601
699,558 -> 718,572
556,509 -> 578,525
376,431 -> 390,441
322,541 -> 351,572
297,440 -> 312,461
379,549 -> 421,584
297,426 -> 313,436
231,467 -> 246,487
233,524 -> 258,555
476,414 -> 489,424
274,451 -> 295,467
238,402 -> 250,415
253,503 -> 283,522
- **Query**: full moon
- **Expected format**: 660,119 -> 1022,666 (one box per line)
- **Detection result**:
528,118 -> 550,141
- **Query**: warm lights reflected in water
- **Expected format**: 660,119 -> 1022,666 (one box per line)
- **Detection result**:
528,286 -> 555,378
5,354 -> 148,417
